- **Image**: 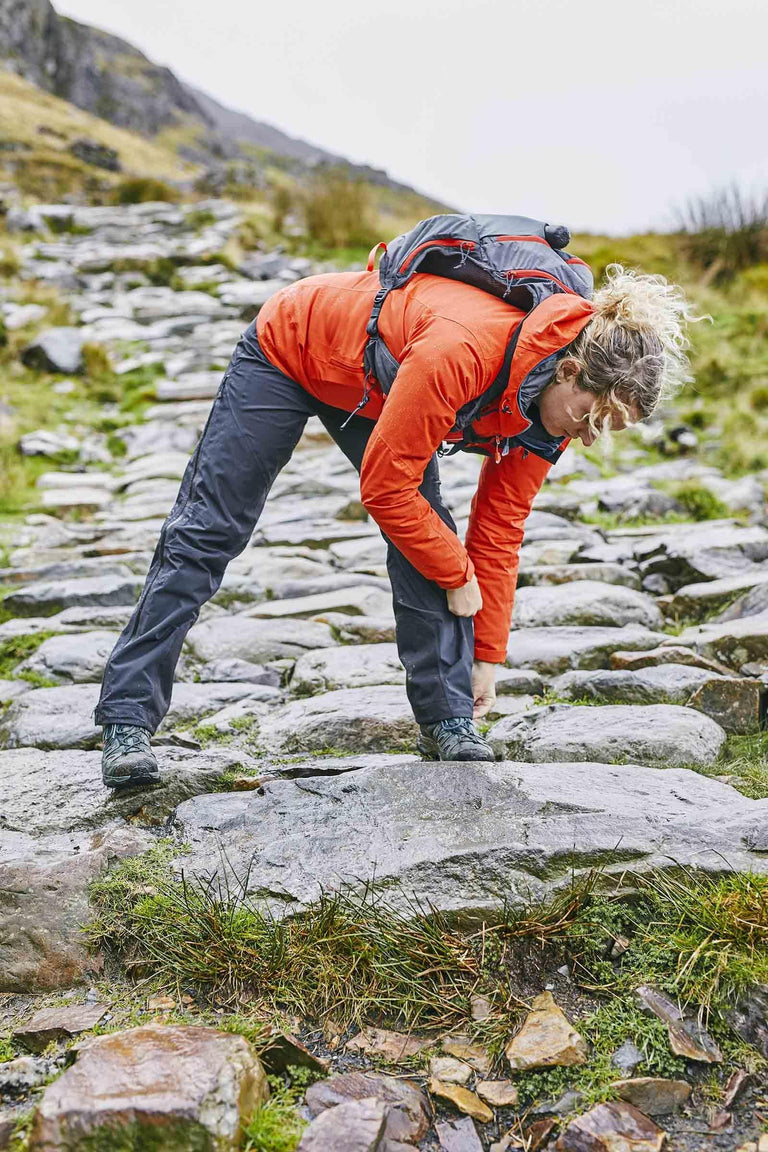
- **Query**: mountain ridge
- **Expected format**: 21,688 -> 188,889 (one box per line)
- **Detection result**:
0,0 -> 428,197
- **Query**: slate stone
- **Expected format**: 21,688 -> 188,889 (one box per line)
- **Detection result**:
553,665 -> 719,706
610,645 -> 732,675
517,563 -> 641,589
186,616 -> 337,663
291,644 -> 404,694
246,586 -> 392,619
725,984 -> 768,1057
636,524 -> 768,590
555,1101 -> 665,1151
175,759 -> 767,922
506,626 -> 667,674
297,1097 -> 388,1152
0,682 -> 257,750
488,703 -> 726,767
670,571 -> 768,621
611,1077 -> 691,1116
21,327 -> 85,373
14,1003 -> 109,1052
512,581 -> 663,630
255,686 -> 417,753
16,630 -> 119,683
29,1026 -> 268,1150
2,574 -> 143,616
0,824 -> 153,992
0,745 -> 256,834
305,1071 -> 430,1143
672,612 -> 768,670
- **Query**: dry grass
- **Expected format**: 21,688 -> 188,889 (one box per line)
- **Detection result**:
0,71 -> 196,185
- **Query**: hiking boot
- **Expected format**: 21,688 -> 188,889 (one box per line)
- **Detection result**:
101,723 -> 160,789
417,717 -> 495,762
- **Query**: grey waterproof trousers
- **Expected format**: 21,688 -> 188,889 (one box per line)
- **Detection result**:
95,322 -> 475,731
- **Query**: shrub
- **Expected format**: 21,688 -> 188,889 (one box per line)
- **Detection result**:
303,167 -> 377,250
111,177 -> 180,205
676,184 -> 768,281
672,481 -> 729,521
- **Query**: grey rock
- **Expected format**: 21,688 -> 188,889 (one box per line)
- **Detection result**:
2,574 -> 144,616
16,630 -> 119,683
687,677 -> 763,734
488,703 -> 726,767
495,668 -> 545,696
670,571 -> 768,621
517,563 -> 641,590
611,1040 -> 644,1076
725,984 -> 768,1058
0,679 -> 33,704
610,645 -> 732,675
246,586 -> 392,620
512,581 -> 662,630
175,759 -> 767,922
322,615 -> 397,644
716,580 -> 768,623
21,328 -> 86,374
0,1055 -> 58,1095
0,824 -> 153,992
0,745 -> 256,835
198,658 -> 282,686
436,1117 -> 484,1152
29,1025 -> 268,1150
19,429 -> 80,457
672,612 -> 768,670
255,686 -> 416,754
14,1003 -> 109,1052
553,665 -> 720,706
506,626 -> 667,674
304,1071 -> 430,1144
291,644 -> 404,694
186,617 -> 337,663
0,682 -> 257,750
4,303 -> 47,330
297,1097 -> 388,1152
636,524 -> 768,590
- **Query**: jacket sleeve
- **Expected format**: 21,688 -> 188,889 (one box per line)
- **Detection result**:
359,317 -> 489,589
465,446 -> 555,662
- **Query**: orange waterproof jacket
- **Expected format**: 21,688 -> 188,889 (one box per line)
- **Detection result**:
257,270 -> 594,662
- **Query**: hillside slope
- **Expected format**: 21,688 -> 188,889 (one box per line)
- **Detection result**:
0,0 -> 425,198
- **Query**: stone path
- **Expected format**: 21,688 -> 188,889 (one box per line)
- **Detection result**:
2,197 -> 768,1002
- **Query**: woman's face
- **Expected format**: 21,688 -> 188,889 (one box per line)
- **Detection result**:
539,360 -> 637,446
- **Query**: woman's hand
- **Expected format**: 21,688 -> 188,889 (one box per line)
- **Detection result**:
472,660 -> 497,719
447,575 -> 483,617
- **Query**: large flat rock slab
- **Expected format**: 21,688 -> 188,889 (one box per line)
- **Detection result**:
254,686 -> 417,754
185,616 -> 337,663
512,581 -> 663,630
671,612 -> 768,670
290,643 -> 404,694
0,745 -> 257,835
0,682 -> 261,750
175,760 -> 768,920
552,665 -> 722,706
2,574 -> 144,616
506,626 -> 667,674
488,703 -> 726,767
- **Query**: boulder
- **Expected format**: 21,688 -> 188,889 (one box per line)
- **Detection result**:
255,686 -> 417,754
2,575 -> 143,616
672,612 -> 768,670
29,1025 -> 268,1150
635,524 -> 768,590
552,665 -> 719,706
0,825 -> 153,992
506,626 -> 667,674
0,682 -> 258,750
687,677 -> 763,734
517,563 -> 641,590
175,759 -> 767,921
291,644 -> 404,694
512,582 -> 663,630
0,745 -> 256,834
15,630 -> 119,683
670,571 -> 768,621
488,703 -> 726,767
21,328 -> 85,374
185,616 -> 337,663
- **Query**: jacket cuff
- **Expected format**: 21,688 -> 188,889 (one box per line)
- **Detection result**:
438,555 -> 476,590
473,643 -> 507,664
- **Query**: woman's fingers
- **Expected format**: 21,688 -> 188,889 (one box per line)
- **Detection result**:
446,575 -> 483,617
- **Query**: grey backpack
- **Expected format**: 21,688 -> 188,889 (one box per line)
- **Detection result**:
344,212 -> 593,433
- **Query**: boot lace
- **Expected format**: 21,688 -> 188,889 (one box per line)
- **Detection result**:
105,724 -> 150,754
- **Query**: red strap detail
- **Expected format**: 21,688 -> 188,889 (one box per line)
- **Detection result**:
367,242 -> 387,272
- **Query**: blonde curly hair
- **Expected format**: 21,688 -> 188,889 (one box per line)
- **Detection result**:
558,264 -> 696,435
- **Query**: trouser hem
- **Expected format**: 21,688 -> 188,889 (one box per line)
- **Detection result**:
94,706 -> 158,734
413,704 -> 474,726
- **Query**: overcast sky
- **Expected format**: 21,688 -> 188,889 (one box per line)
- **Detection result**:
56,0 -> 767,235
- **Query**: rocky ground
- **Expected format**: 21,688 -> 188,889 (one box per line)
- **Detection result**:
1,199 -> 767,1151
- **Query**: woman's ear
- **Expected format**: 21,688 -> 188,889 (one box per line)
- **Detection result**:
557,357 -> 582,386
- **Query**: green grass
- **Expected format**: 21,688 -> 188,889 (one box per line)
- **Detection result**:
242,1067 -> 317,1152
0,631 -> 56,678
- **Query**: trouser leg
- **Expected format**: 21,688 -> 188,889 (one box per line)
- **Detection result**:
317,407 -> 474,725
95,327 -> 317,733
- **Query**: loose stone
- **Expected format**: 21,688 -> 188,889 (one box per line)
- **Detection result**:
428,1079 -> 493,1123
555,1101 -> 666,1152
611,1077 -> 692,1115
296,1097 -> 388,1152
505,991 -> 587,1071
